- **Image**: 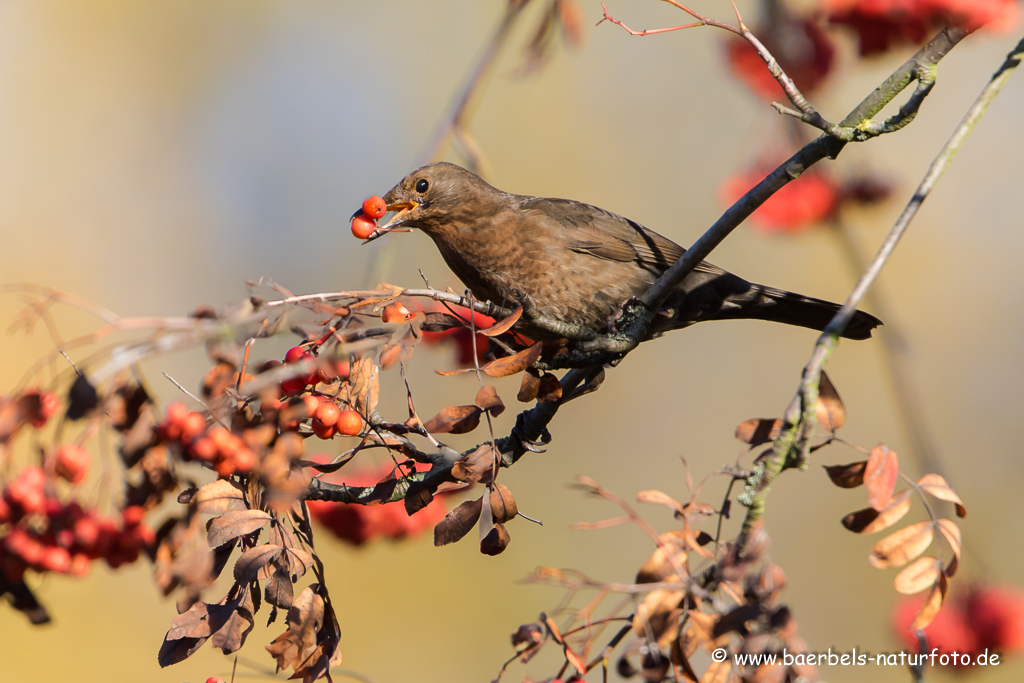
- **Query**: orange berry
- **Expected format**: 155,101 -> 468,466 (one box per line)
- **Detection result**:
351,214 -> 377,240
55,444 -> 91,484
314,402 -> 341,428
181,411 -> 206,441
336,410 -> 363,436
362,195 -> 387,219
381,302 -> 413,323
166,402 -> 188,426
232,447 -> 256,473
122,505 -> 145,528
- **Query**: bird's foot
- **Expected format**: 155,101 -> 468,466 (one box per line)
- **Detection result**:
535,298 -> 654,370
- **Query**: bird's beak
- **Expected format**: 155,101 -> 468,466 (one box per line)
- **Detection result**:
362,200 -> 420,242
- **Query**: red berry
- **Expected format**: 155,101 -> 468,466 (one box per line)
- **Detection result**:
181,411 -> 206,441
207,677 -> 225,683
336,410 -> 363,436
40,546 -> 71,573
191,436 -> 217,462
55,444 -> 91,484
362,195 -> 387,220
351,214 -> 377,240
73,516 -> 101,549
166,401 -> 188,426
122,505 -> 145,528
314,402 -> 341,428
284,346 -> 308,364
0,497 -> 13,524
382,302 -> 414,323
215,458 -> 236,478
69,552 -> 90,577
232,447 -> 256,474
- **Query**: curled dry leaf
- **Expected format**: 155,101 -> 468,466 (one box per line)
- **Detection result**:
489,483 -> 518,524
864,445 -> 899,511
635,531 -> 691,584
192,479 -> 247,515
633,589 -> 685,644
893,556 -> 942,595
636,489 -> 685,516
841,490 -> 912,534
434,496 -> 483,547
207,510 -> 272,548
815,370 -> 845,431
935,518 -> 962,577
474,384 -> 505,416
517,368 -> 541,402
917,473 -> 967,518
735,418 -> 783,445
910,573 -> 949,630
479,305 -> 522,337
482,342 -> 543,377
423,405 -> 482,435
451,443 -> 498,484
349,357 -> 379,417
869,520 -> 934,570
265,585 -> 324,675
480,522 -> 511,556
232,544 -> 284,585
823,461 -> 867,488
536,372 -> 563,403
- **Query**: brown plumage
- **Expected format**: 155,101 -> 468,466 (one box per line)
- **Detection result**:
371,162 -> 881,343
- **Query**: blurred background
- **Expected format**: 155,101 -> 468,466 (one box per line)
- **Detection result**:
0,1 -> 1022,681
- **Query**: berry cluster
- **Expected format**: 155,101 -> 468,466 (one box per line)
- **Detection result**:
1,474 -> 154,582
351,195 -> 387,239
160,402 -> 256,478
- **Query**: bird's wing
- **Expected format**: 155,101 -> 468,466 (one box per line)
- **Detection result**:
519,196 -> 725,277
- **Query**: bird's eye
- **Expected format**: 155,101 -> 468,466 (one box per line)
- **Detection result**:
415,179 -> 429,193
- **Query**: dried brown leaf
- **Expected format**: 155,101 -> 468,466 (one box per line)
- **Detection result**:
894,556 -> 942,595
699,657 -> 732,683
633,588 -> 685,638
823,461 -> 867,488
815,370 -> 845,431
207,510 -> 272,548
265,562 -> 295,610
192,479 -> 247,515
233,544 -> 283,584
434,496 -> 483,546
480,522 -> 511,555
869,520 -> 934,569
842,490 -> 912,534
451,443 -> 497,484
480,305 -> 522,337
265,586 -> 324,674
517,368 -> 541,402
636,489 -> 685,516
935,518 -> 962,577
489,483 -> 518,524
480,342 -> 543,377
910,573 -> 948,630
917,474 -> 967,518
475,385 -> 505,417
423,405 -> 482,435
349,357 -> 379,417
210,604 -> 254,654
734,418 -> 782,445
864,445 -> 899,510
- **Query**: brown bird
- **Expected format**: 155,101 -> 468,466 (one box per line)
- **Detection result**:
368,162 -> 880,348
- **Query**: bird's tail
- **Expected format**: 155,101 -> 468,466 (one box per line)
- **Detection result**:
715,284 -> 882,340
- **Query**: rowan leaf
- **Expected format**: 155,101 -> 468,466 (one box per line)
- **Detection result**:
918,473 -> 967,518
480,342 -> 543,377
423,405 -> 482,434
207,510 -> 272,548
842,490 -> 912,533
434,497 -> 483,546
869,520 -> 934,569
734,418 -> 782,445
480,305 -> 522,337
823,461 -> 867,488
474,385 -> 505,416
910,574 -> 948,630
815,370 -> 845,431
864,445 -> 899,510
233,544 -> 283,584
192,479 -> 247,515
894,556 -> 942,595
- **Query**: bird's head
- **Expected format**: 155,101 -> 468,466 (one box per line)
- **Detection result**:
357,162 -> 504,242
